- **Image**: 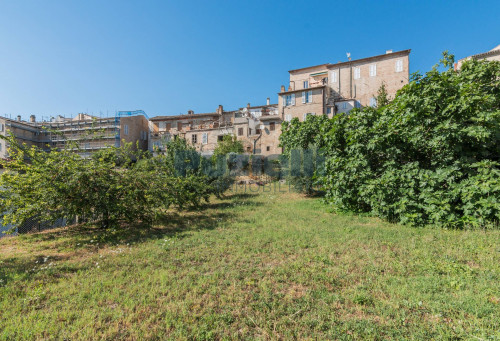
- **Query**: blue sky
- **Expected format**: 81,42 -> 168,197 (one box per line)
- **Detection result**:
1,0 -> 499,120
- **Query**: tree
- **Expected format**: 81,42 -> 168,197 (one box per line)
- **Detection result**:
279,53 -> 500,228
212,135 -> 244,158
0,133 -> 231,233
375,82 -> 390,108
279,114 -> 333,153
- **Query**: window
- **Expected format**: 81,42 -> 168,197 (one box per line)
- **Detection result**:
124,125 -> 129,135
177,122 -> 182,130
354,67 -> 361,79
331,71 -> 337,83
303,113 -> 315,120
370,97 -> 377,107
369,64 -> 377,77
396,59 -> 403,72
238,127 -> 243,136
285,114 -> 292,122
192,134 -> 197,143
266,146 -> 270,152
355,101 -> 361,108
218,135 -> 224,141
256,128 -> 261,135
327,107 -> 332,114
0,142 -> 2,151
302,90 -> 313,104
269,122 -> 275,131
303,80 -> 309,89
248,128 -> 252,135
202,133 -> 208,144
159,122 -> 166,130
166,123 -> 171,130
342,102 -> 347,109
285,94 -> 295,106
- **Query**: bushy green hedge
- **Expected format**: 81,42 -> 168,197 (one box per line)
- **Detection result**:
280,54 -> 500,228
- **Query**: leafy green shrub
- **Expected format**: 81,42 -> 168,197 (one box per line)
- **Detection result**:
280,53 -> 500,228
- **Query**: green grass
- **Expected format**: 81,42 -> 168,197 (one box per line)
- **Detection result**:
1,188 -> 499,340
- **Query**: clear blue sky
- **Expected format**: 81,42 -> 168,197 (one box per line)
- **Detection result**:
1,0 -> 499,120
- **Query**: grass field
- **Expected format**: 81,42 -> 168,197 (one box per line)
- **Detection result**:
0,186 -> 499,340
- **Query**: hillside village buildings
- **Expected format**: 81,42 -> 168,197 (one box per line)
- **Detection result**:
3,45 -> 496,158
147,49 -> 412,156
0,49 -> 412,158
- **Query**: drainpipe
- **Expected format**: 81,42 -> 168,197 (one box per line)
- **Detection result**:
338,67 -> 341,97
253,130 -> 262,154
349,62 -> 352,99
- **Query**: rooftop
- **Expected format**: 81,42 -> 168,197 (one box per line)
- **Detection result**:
150,112 -> 222,121
288,49 -> 411,73
458,44 -> 500,62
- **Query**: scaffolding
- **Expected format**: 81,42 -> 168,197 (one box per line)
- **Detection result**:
1,110 -> 149,157
35,116 -> 120,153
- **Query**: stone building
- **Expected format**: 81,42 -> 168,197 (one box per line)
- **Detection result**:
0,115 -> 47,159
0,111 -> 149,159
455,44 -> 500,70
149,99 -> 282,156
278,49 -> 411,121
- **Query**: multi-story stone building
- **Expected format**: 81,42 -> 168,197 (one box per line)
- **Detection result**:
278,49 -> 411,121
455,44 -> 500,70
0,111 -> 149,159
149,99 -> 282,156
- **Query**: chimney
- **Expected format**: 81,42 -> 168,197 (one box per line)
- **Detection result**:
386,49 -> 393,54
216,105 -> 223,115
266,97 -> 270,106
30,115 -> 36,123
281,85 -> 285,92
187,110 -> 194,115
247,103 -> 250,108
17,115 -> 21,122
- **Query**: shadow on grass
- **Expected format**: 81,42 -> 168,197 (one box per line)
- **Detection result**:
0,192 -> 261,286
